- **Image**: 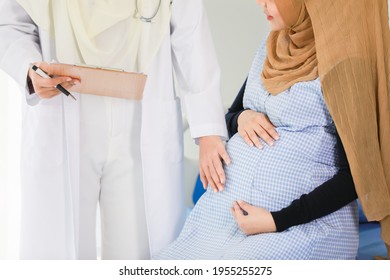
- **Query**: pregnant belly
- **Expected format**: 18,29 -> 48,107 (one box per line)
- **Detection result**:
224,130 -> 338,211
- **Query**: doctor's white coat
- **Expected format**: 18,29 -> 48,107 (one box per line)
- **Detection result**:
0,0 -> 227,259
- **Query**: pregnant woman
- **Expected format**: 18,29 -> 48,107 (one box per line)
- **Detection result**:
154,0 -> 389,260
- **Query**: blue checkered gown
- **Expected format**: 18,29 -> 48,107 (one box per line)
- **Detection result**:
154,42 -> 359,260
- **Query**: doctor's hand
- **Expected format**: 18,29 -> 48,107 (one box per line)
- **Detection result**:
231,201 -> 276,235
28,62 -> 80,99
237,110 -> 279,149
199,135 -> 231,193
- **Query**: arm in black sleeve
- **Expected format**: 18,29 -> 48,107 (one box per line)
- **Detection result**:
225,78 -> 248,138
271,132 -> 358,232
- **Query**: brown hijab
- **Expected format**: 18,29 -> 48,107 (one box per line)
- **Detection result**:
261,0 -> 318,93
263,0 -> 390,253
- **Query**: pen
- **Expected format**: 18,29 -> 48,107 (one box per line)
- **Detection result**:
30,64 -> 77,101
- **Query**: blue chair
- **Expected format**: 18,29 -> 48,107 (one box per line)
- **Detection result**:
356,200 -> 386,259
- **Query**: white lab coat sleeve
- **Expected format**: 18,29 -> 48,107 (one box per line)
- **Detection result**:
0,0 -> 42,106
170,0 -> 228,141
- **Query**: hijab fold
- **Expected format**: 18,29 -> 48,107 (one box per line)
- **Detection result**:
16,0 -> 172,73
266,0 -> 390,247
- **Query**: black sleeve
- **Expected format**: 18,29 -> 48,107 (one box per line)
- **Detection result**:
270,132 -> 358,232
225,78 -> 248,138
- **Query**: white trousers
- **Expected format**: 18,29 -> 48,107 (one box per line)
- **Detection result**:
79,94 -> 149,260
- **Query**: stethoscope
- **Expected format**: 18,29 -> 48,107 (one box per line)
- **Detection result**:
135,0 -> 162,23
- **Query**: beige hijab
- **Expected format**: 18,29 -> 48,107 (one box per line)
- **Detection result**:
16,0 -> 172,73
265,0 -> 390,252
261,0 -> 318,94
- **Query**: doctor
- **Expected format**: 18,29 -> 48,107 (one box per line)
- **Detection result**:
0,0 -> 229,259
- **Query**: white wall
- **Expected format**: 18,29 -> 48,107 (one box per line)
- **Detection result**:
204,0 -> 268,108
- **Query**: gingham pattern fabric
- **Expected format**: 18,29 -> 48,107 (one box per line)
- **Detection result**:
154,42 -> 359,260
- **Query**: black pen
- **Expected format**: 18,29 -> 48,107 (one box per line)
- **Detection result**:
30,64 -> 76,101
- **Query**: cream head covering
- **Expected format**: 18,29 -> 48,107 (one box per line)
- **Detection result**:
16,0 -> 172,73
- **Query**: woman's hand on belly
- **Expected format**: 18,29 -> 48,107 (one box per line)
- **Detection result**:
231,201 -> 276,235
237,110 -> 279,149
